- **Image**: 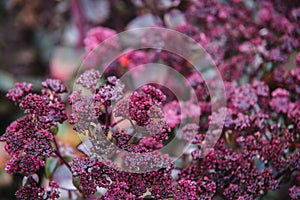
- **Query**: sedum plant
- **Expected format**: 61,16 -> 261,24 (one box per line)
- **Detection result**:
1,0 -> 300,199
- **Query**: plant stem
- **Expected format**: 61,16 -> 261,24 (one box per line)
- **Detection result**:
53,137 -> 72,171
105,105 -> 110,129
110,118 -> 126,128
68,190 -> 72,199
70,0 -> 87,48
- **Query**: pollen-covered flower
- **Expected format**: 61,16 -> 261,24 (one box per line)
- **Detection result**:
69,92 -> 101,134
113,97 -> 130,118
3,0 -> 300,199
146,119 -> 171,141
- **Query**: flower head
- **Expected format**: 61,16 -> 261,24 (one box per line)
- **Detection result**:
231,84 -> 258,110
42,79 -> 67,93
129,85 -> 166,126
289,185 -> 300,200
6,155 -> 44,176
6,82 -> 33,103
76,69 -> 101,90
270,88 -> 290,113
71,157 -> 109,195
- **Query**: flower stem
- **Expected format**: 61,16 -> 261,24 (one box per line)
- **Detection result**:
110,118 -> 126,128
53,137 -> 72,171
105,105 -> 110,129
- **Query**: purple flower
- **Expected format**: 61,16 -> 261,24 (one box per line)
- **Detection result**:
174,179 -> 197,200
84,26 -> 118,52
94,76 -> 125,105
163,100 -> 181,128
288,152 -> 300,170
181,123 -> 201,144
269,88 -> 290,113
113,97 -> 130,118
288,102 -> 300,129
76,69 -> 101,90
6,155 -> 45,176
258,8 -> 272,22
71,157 -> 110,195
129,85 -> 166,126
231,84 -> 258,111
3,1 -> 300,199
146,119 -> 170,141
16,181 -> 60,200
15,183 -> 45,200
252,80 -> 269,97
42,79 -> 67,93
289,185 -> 300,200
1,116 -> 54,156
137,137 -> 163,152
6,82 -> 33,103
101,182 -> 136,200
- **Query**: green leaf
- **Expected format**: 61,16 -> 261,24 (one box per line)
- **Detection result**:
63,155 -> 74,162
72,176 -> 81,191
51,126 -> 59,135
45,157 -> 59,179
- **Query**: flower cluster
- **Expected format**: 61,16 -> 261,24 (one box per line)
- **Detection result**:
128,85 -> 166,126
15,181 -> 60,200
1,79 -> 67,158
6,82 -> 33,103
69,155 -> 173,199
69,70 -> 125,134
71,157 -> 110,195
83,27 -> 119,68
1,79 -> 67,199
